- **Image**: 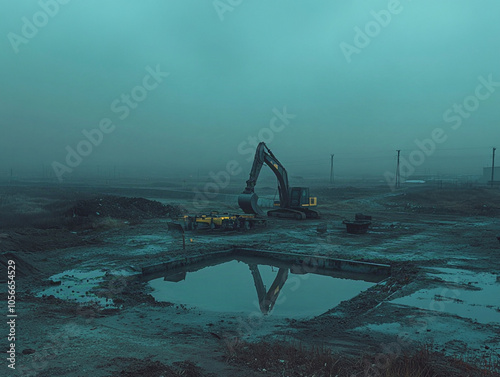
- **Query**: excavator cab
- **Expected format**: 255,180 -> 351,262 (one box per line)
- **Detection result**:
290,187 -> 312,207
275,187 -> 317,210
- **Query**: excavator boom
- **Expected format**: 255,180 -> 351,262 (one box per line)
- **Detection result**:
238,142 -> 290,215
238,142 -> 319,219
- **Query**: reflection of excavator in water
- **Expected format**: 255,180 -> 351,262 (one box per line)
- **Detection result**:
248,264 -> 288,315
238,142 -> 320,219
160,261 -> 290,315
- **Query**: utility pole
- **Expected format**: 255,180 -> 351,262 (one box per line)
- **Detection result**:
330,154 -> 334,184
395,150 -> 401,189
491,147 -> 496,187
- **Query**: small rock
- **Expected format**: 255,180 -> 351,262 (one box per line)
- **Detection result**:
22,349 -> 35,355
316,223 -> 327,233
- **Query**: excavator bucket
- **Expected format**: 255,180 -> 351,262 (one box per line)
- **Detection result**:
238,193 -> 265,216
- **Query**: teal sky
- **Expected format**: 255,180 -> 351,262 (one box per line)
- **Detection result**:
1,0 -> 499,180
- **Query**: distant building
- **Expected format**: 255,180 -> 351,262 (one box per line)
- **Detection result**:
482,167 -> 500,184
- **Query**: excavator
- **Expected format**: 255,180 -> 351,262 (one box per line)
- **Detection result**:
238,142 -> 319,219
157,260 -> 289,315
248,264 -> 288,315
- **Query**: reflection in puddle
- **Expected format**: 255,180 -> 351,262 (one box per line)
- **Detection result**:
148,259 -> 380,318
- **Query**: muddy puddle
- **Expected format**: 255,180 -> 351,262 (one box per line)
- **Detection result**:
391,267 -> 500,324
148,258 -> 382,318
37,269 -> 133,308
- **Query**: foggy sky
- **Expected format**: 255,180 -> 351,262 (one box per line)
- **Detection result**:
1,0 -> 499,181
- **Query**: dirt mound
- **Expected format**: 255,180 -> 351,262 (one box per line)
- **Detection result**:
0,194 -> 185,251
68,196 -> 184,222
0,189 -> 185,230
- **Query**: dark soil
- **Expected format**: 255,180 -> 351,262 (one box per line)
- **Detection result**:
228,341 -> 498,377
384,187 -> 500,216
106,358 -> 209,377
68,196 -> 184,223
3,183 -> 499,377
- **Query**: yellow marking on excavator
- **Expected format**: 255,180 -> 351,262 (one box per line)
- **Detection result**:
301,197 -> 317,207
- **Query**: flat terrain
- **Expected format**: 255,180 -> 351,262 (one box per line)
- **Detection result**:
1,181 -> 499,376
